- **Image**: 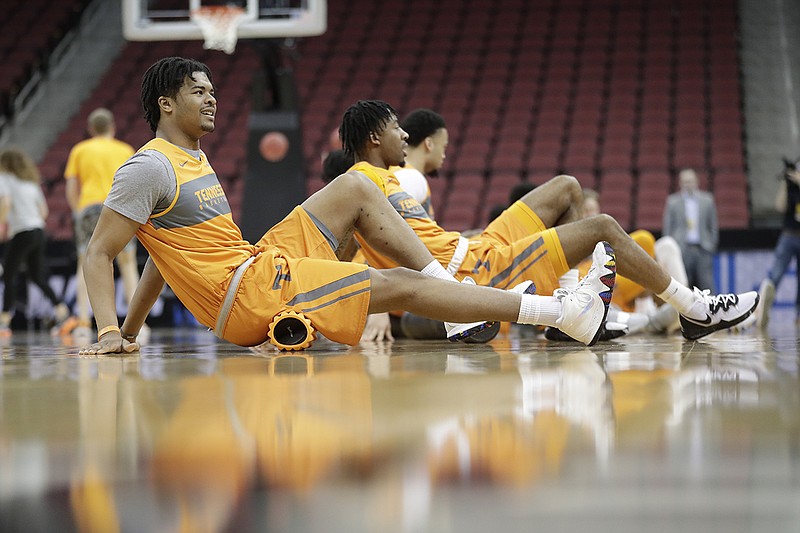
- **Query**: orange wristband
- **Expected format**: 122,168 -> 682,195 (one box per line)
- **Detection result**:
97,325 -> 120,341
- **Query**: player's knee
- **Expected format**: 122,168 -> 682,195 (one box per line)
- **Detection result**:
592,213 -> 625,236
552,174 -> 582,196
369,267 -> 422,310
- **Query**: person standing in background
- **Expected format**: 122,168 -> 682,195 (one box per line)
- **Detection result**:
755,158 -> 800,329
63,108 -> 143,339
0,148 -> 70,336
662,168 -> 719,292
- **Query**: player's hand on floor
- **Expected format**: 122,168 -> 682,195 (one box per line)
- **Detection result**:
360,312 -> 394,342
79,336 -> 139,355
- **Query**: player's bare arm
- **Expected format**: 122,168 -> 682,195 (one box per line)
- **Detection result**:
120,256 -> 164,343
79,207 -> 141,355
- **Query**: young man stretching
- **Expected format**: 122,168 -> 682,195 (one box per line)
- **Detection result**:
78,57 -> 616,355
339,100 -> 758,342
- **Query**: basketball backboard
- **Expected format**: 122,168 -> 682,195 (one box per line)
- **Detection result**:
122,0 -> 326,41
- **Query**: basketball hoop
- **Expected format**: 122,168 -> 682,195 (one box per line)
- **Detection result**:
190,5 -> 248,54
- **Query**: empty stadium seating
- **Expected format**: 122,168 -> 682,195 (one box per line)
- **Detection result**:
15,0 -> 748,239
0,0 -> 91,118
291,0 -> 748,232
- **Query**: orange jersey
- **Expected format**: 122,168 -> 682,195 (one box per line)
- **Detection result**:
134,139 -> 256,329
133,139 -> 370,347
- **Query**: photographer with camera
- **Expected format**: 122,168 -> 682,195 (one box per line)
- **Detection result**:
756,157 -> 800,329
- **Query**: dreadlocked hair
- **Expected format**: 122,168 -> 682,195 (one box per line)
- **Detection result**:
400,108 -> 446,147
339,100 -> 397,159
141,56 -> 213,133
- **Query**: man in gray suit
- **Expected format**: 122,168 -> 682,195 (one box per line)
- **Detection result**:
662,168 -> 719,291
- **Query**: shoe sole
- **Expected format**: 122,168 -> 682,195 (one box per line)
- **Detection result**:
586,301 -> 610,346
463,321 -> 501,343
680,295 -> 760,340
447,321 -> 499,342
587,241 -> 616,346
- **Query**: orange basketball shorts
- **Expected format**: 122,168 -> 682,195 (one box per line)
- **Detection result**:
221,206 -> 371,347
456,201 -> 568,295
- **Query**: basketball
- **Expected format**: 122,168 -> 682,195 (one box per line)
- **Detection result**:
259,131 -> 289,162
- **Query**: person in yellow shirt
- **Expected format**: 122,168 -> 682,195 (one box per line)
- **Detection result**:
78,57 -> 621,355
64,108 -> 143,339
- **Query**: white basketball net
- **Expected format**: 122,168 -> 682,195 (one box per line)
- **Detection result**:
190,6 -> 247,54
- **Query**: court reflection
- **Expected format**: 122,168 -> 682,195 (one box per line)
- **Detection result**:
1,332 -> 797,532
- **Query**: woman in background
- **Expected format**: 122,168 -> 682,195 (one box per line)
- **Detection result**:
0,147 -> 69,335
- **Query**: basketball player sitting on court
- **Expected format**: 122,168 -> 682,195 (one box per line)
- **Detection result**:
78,56 -> 619,355
339,100 -> 759,342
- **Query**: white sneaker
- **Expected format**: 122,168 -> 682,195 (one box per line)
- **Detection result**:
445,277 -> 499,342
679,288 -> 760,340
553,241 -> 616,346
755,279 -> 775,330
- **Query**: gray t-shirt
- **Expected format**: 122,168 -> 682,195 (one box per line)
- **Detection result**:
0,171 -> 46,237
104,147 -> 203,223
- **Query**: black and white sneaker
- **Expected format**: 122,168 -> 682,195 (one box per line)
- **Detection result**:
679,288 -> 760,340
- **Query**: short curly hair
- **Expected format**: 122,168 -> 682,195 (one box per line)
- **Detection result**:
400,109 -> 446,147
141,56 -> 213,133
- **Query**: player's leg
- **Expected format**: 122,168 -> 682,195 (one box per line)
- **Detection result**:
368,240 -> 616,346
556,214 -> 670,290
367,267 -> 520,320
515,174 -> 585,228
555,214 -> 758,339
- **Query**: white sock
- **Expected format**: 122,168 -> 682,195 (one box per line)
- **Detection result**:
657,277 -> 699,317
517,294 -> 561,327
421,260 -> 458,282
558,268 -> 579,290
